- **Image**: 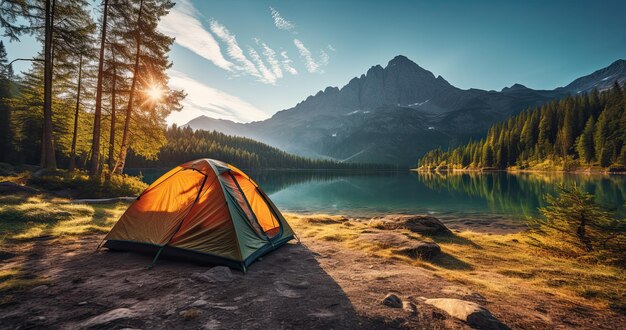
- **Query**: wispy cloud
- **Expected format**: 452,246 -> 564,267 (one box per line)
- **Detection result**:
248,46 -> 278,85
209,20 -> 260,78
294,39 -> 328,73
270,7 -> 295,31
167,70 -> 268,124
319,49 -> 330,67
158,0 -> 233,71
268,6 -> 331,73
258,41 -> 283,79
280,51 -> 298,75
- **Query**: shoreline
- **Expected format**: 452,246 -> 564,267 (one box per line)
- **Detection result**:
413,167 -> 626,175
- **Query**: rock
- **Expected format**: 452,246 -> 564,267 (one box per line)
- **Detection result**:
274,280 -> 310,298
191,299 -> 208,307
30,285 -> 49,293
81,308 -> 138,328
191,266 -> 233,283
395,242 -> 441,260
423,298 -> 509,330
402,301 -> 417,315
382,293 -> 402,308
206,303 -> 238,311
380,215 -> 453,236
204,318 -> 221,329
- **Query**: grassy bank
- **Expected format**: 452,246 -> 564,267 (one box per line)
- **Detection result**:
0,166 -> 147,198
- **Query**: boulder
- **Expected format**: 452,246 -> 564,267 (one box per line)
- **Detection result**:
423,298 -> 509,330
380,215 -> 453,236
191,266 -> 233,283
381,293 -> 402,308
395,242 -> 441,260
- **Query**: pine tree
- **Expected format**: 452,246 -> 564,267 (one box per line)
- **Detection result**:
576,117 -> 595,164
112,0 -> 183,174
594,111 -> 609,161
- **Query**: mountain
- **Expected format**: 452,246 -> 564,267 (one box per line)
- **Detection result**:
557,59 -> 626,93
185,56 -> 626,166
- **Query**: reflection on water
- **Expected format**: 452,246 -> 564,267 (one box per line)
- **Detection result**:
127,169 -> 626,220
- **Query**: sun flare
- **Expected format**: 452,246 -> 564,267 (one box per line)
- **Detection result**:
145,84 -> 164,102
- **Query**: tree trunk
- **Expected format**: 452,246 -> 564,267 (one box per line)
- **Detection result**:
89,0 -> 110,176
113,0 -> 144,175
577,215 -> 593,252
41,0 -> 56,169
107,50 -> 116,171
68,54 -> 83,171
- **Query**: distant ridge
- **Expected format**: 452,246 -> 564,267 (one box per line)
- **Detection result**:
186,57 -> 626,166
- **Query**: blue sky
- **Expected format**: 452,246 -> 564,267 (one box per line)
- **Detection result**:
2,0 -> 626,124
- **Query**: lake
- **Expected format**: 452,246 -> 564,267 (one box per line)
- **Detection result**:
126,169 -> 626,221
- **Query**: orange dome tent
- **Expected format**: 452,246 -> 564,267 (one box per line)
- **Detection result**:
102,159 -> 295,271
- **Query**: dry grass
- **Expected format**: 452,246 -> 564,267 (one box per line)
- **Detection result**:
285,213 -> 626,314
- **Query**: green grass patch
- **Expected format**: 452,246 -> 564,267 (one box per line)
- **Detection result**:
0,194 -> 128,245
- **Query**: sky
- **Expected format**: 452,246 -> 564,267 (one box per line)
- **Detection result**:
2,0 -> 626,125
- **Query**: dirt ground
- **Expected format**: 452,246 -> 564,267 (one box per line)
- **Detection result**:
1,226 -> 624,330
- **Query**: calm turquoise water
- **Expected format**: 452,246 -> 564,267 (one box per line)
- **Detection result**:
126,169 -> 626,220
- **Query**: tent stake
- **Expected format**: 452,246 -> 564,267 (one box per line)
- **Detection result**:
148,247 -> 164,269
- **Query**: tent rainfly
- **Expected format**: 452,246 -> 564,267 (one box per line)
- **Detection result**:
102,159 -> 295,271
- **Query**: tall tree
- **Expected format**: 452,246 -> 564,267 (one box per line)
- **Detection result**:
107,48 -> 118,171
90,0 -> 110,176
112,0 -> 184,174
113,0 -> 145,174
68,54 -> 83,171
40,0 -> 56,169
0,41 -> 13,161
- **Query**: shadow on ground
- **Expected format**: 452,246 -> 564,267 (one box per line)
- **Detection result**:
0,235 -> 397,329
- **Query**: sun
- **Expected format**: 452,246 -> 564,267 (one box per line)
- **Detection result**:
145,84 -> 164,102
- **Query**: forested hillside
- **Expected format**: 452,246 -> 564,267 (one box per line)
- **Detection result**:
126,125 -> 398,169
418,83 -> 626,171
